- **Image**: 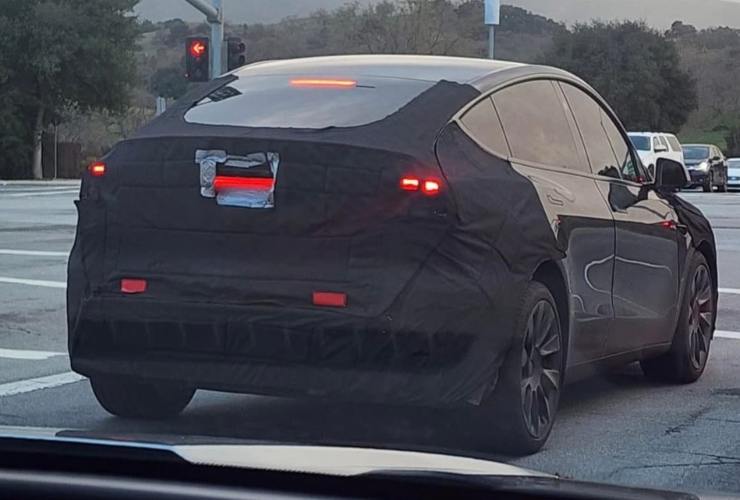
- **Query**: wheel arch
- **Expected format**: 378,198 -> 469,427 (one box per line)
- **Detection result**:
532,261 -> 570,366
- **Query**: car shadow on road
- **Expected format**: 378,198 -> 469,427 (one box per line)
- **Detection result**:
72,362 -> 673,461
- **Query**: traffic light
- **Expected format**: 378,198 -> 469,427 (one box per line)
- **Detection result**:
186,36 -> 210,82
227,37 -> 247,71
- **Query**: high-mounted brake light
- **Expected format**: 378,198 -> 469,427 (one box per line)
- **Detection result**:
89,162 -> 106,177
400,177 -> 421,191
213,176 -> 274,192
290,78 -> 357,89
121,278 -> 147,294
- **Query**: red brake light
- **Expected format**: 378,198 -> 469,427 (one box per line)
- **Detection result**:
422,179 -> 441,196
401,177 -> 420,191
89,162 -> 106,177
290,78 -> 357,89
313,291 -> 348,308
213,176 -> 274,192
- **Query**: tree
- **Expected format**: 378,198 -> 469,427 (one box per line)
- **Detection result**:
150,66 -> 189,100
0,0 -> 140,179
545,21 -> 698,132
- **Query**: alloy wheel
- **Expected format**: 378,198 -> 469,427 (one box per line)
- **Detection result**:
688,265 -> 713,370
521,300 -> 562,439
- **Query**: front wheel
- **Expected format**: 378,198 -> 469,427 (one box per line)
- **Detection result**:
474,282 -> 564,455
702,172 -> 713,192
641,253 -> 715,383
91,376 -> 195,419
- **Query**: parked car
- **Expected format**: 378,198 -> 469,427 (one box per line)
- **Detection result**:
628,132 -> 685,176
682,143 -> 728,192
727,158 -> 740,190
68,55 -> 717,456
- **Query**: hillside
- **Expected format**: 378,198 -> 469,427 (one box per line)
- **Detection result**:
136,0 -> 740,29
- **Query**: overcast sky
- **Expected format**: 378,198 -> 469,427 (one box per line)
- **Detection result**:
135,0 -> 740,29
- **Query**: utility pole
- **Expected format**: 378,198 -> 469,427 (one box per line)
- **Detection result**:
485,0 -> 500,60
184,0 -> 224,79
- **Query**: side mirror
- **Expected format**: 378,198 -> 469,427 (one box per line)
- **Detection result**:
654,158 -> 689,190
655,144 -> 669,153
711,156 -> 721,162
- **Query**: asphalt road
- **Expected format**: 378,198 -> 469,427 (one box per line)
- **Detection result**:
2,180 -> 740,495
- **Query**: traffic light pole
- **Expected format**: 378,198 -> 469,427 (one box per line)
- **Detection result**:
184,0 -> 224,79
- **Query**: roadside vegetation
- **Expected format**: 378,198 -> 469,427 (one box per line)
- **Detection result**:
0,0 -> 737,178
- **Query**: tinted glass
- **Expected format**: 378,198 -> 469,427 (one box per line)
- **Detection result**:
603,113 -> 642,182
629,135 -> 651,151
493,80 -> 581,169
683,146 -> 710,160
653,137 -> 661,149
460,97 -> 510,156
658,136 -> 669,149
185,75 -> 434,129
728,159 -> 740,168
561,83 -> 621,178
667,136 -> 682,151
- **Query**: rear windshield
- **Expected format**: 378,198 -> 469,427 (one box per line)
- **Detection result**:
629,135 -> 650,151
184,75 -> 435,129
683,146 -> 710,160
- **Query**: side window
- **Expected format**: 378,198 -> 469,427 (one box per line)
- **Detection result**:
603,114 -> 642,182
559,83 -> 620,179
667,136 -> 682,152
459,97 -> 510,156
653,137 -> 661,151
492,80 -> 584,171
658,136 -> 669,149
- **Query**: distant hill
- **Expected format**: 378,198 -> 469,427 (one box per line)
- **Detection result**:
135,0 -> 740,29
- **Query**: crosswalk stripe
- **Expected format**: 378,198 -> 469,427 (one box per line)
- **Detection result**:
0,372 -> 85,398
0,277 -> 66,289
0,249 -> 69,257
719,288 -> 740,295
0,348 -> 66,360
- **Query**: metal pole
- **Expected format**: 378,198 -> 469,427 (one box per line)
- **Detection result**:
488,25 -> 495,59
53,124 -> 58,180
211,0 -> 224,79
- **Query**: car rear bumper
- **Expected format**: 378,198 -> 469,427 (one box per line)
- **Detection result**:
68,254 -> 526,408
688,170 -> 708,186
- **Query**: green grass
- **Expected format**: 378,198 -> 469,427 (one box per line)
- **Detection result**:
678,129 -> 727,150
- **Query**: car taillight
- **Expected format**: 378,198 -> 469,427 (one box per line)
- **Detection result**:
89,162 -> 106,177
400,176 -> 442,196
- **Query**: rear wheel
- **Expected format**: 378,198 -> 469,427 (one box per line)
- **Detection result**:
475,282 -> 564,455
702,172 -> 713,192
91,376 -> 195,419
641,253 -> 714,383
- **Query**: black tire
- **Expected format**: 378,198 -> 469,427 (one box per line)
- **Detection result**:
718,180 -> 728,193
91,376 -> 195,419
641,253 -> 715,383
702,172 -> 713,192
475,282 -> 564,455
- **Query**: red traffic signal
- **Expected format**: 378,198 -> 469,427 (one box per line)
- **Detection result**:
186,37 -> 210,82
189,40 -> 207,59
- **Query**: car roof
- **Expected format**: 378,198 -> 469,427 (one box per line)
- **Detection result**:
231,55 -> 581,92
683,144 -> 714,147
628,132 -> 676,137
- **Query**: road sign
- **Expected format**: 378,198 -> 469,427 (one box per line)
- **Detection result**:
485,0 -> 500,25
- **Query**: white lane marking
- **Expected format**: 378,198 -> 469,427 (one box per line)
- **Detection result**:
0,249 -> 69,257
716,330 -> 740,340
0,277 -> 66,289
0,372 -> 85,398
0,348 -> 66,361
719,288 -> 740,295
7,190 -> 78,198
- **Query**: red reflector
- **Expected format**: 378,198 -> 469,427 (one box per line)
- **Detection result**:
659,220 -> 677,230
121,279 -> 147,294
89,162 -> 106,177
213,176 -> 274,191
313,292 -> 347,308
401,177 -> 420,191
422,179 -> 441,196
290,78 -> 357,89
